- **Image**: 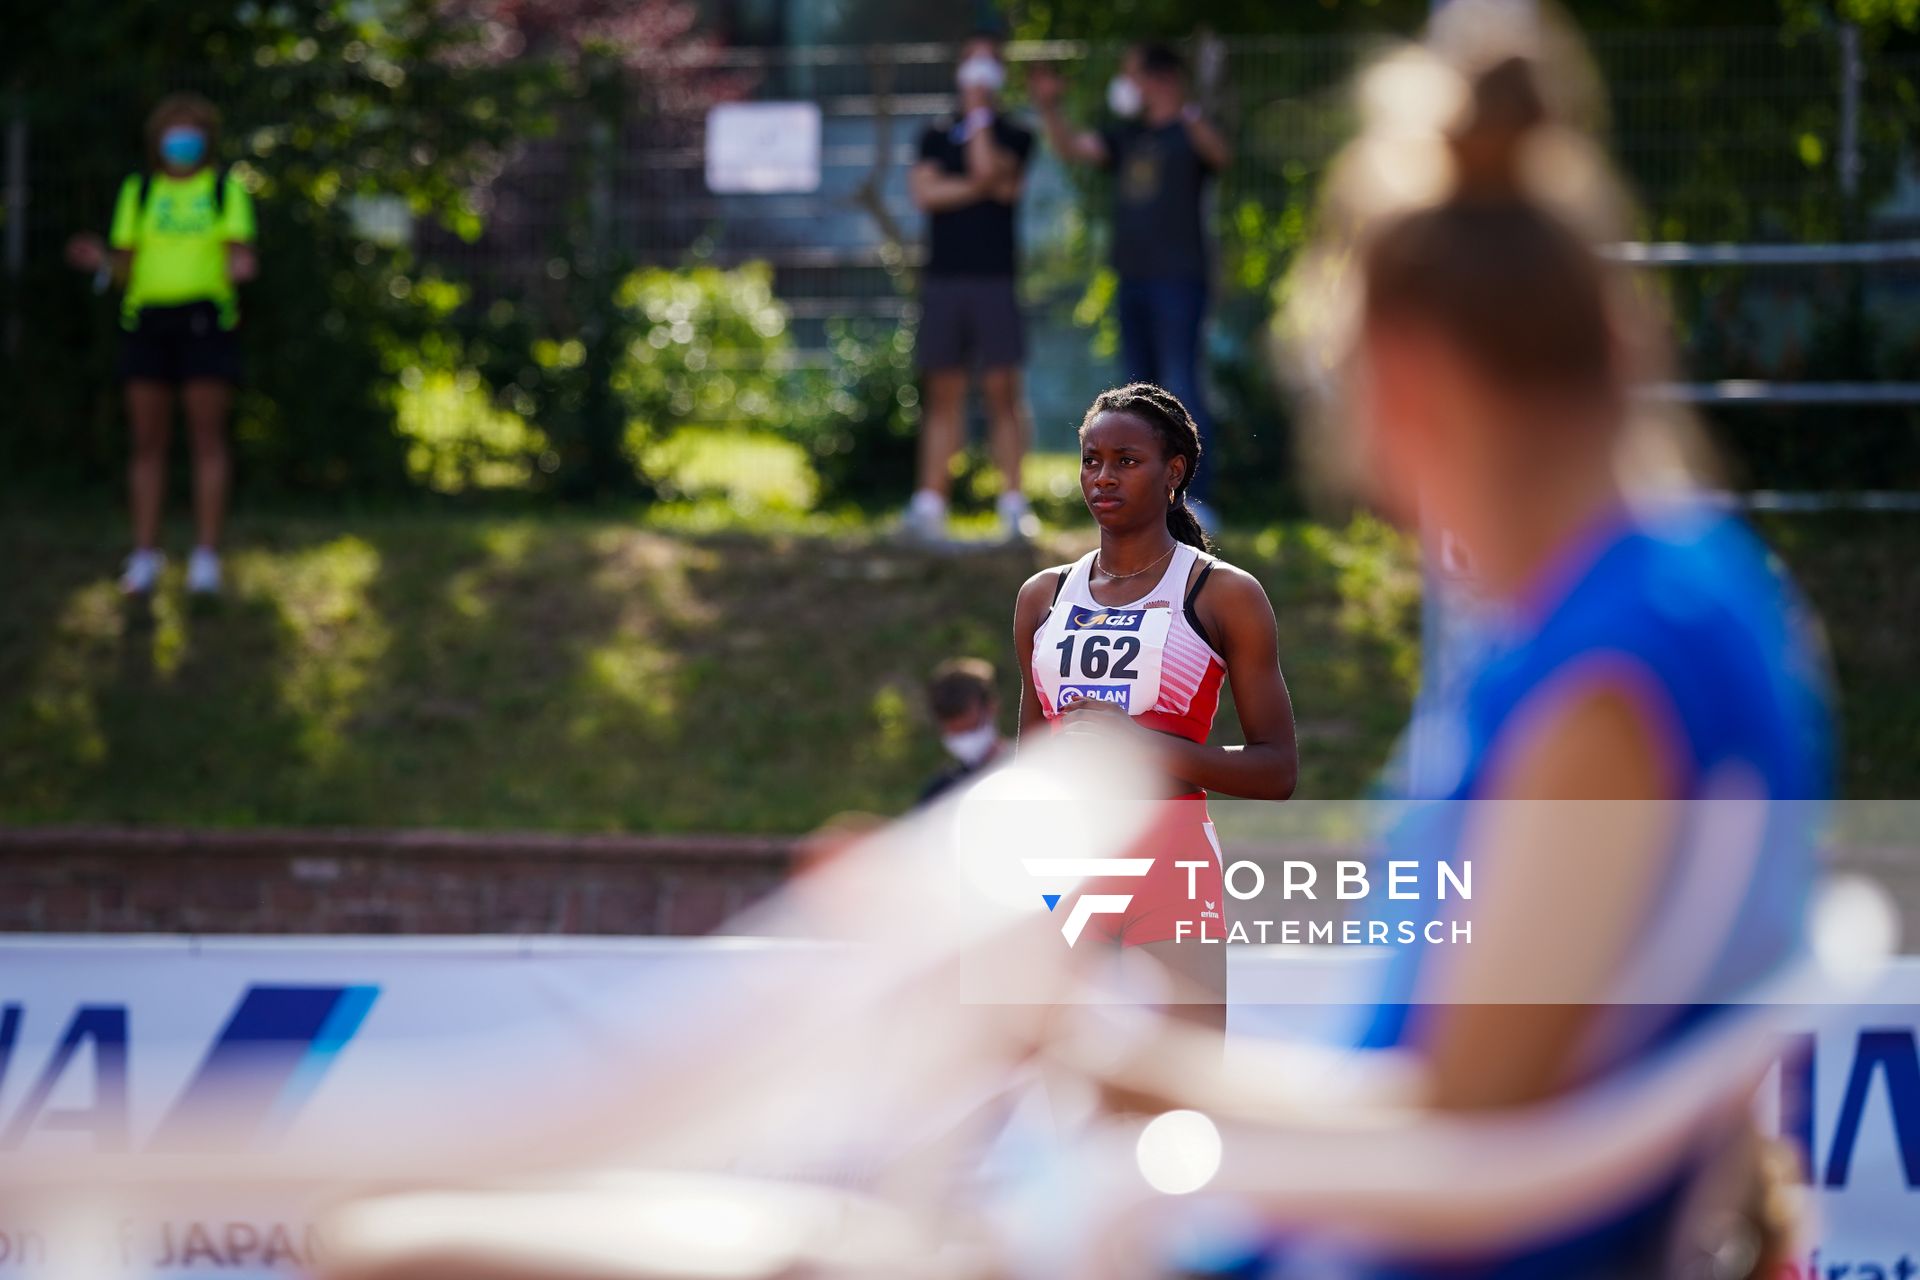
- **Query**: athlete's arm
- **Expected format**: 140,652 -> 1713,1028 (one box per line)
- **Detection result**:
964,121 -> 1025,204
227,243 -> 258,283
65,234 -> 133,286
1038,105 -> 1107,167
104,177 -> 142,288
1181,110 -> 1233,171
1030,67 -> 1109,166
910,160 -> 987,214
1129,564 -> 1297,799
1012,567 -> 1063,745
1415,673 -> 1679,1111
224,173 -> 259,282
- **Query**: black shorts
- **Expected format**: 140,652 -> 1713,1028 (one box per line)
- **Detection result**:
916,275 -> 1025,372
118,301 -> 242,385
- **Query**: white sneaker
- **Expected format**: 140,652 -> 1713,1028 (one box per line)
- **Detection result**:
186,546 -> 222,595
119,549 -> 165,596
899,492 -> 950,546
997,498 -> 1040,544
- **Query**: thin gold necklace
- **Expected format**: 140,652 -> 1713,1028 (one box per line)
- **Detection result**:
1095,541 -> 1176,583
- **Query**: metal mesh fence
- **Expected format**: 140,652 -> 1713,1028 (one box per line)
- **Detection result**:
7,28 -> 1918,475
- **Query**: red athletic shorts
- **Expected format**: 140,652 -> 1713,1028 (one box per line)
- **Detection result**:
1068,796 -> 1226,947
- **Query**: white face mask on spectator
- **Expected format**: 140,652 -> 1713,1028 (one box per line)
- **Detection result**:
1107,74 -> 1144,118
941,724 -> 999,767
956,55 -> 1006,94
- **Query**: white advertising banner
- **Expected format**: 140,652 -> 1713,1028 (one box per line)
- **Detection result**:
0,938 -> 1913,1278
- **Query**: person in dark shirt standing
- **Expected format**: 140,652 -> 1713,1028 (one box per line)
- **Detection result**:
1032,42 -> 1231,523
904,33 -> 1039,546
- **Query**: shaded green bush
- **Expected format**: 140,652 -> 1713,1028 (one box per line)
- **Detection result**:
784,317 -> 922,510
611,263 -> 793,473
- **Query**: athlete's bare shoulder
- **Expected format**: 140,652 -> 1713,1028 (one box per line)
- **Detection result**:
1190,555 -> 1277,633
1017,563 -> 1073,607
1198,556 -> 1267,596
1014,562 -> 1071,633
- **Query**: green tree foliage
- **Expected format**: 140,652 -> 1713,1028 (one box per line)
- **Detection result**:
611,263 -> 793,457
785,318 -> 923,509
441,0 -> 744,499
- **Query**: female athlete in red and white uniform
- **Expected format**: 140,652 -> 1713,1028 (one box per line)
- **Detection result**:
1014,383 -> 1298,1025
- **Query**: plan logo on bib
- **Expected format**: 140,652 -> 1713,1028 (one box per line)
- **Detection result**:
1059,683 -> 1129,707
1021,857 -> 1153,945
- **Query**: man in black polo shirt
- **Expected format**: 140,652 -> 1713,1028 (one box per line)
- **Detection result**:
904,32 -> 1038,546
1033,42 -> 1231,524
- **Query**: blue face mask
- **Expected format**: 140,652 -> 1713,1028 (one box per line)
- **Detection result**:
159,126 -> 208,169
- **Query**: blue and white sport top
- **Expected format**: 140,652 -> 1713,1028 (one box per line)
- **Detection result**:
1337,501 -> 1833,1276
1367,501 -> 1832,1057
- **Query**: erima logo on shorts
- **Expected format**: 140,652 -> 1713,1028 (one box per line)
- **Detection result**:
1060,684 -> 1128,706
1021,858 -> 1154,946
1065,607 -> 1145,632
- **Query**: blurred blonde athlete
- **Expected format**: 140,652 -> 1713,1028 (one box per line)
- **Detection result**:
1208,5 -> 1834,1275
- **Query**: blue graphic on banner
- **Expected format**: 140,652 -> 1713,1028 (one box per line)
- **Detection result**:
150,985 -> 378,1150
1779,1026 -> 1920,1190
0,1005 -> 128,1150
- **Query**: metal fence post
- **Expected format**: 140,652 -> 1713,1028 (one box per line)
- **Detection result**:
4,85 -> 26,359
1839,22 -> 1863,206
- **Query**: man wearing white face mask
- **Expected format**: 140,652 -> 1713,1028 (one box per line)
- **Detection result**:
1032,43 -> 1230,526
916,658 -> 1009,807
904,32 -> 1038,547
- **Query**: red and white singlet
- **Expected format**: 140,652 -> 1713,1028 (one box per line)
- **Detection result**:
1030,542 -> 1226,743
1030,542 -> 1230,947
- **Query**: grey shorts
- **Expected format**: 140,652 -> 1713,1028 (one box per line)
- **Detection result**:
916,276 -> 1025,372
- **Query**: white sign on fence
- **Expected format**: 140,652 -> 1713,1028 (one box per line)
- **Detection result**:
705,102 -> 821,194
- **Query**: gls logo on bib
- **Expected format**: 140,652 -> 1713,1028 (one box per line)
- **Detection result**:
1065,607 -> 1145,632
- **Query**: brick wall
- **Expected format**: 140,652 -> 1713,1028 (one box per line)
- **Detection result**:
0,827 -> 797,935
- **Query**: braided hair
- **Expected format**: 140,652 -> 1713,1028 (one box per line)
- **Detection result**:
1081,382 -> 1211,552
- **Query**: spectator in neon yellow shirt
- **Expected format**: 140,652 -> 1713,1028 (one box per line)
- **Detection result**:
68,93 -> 258,597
